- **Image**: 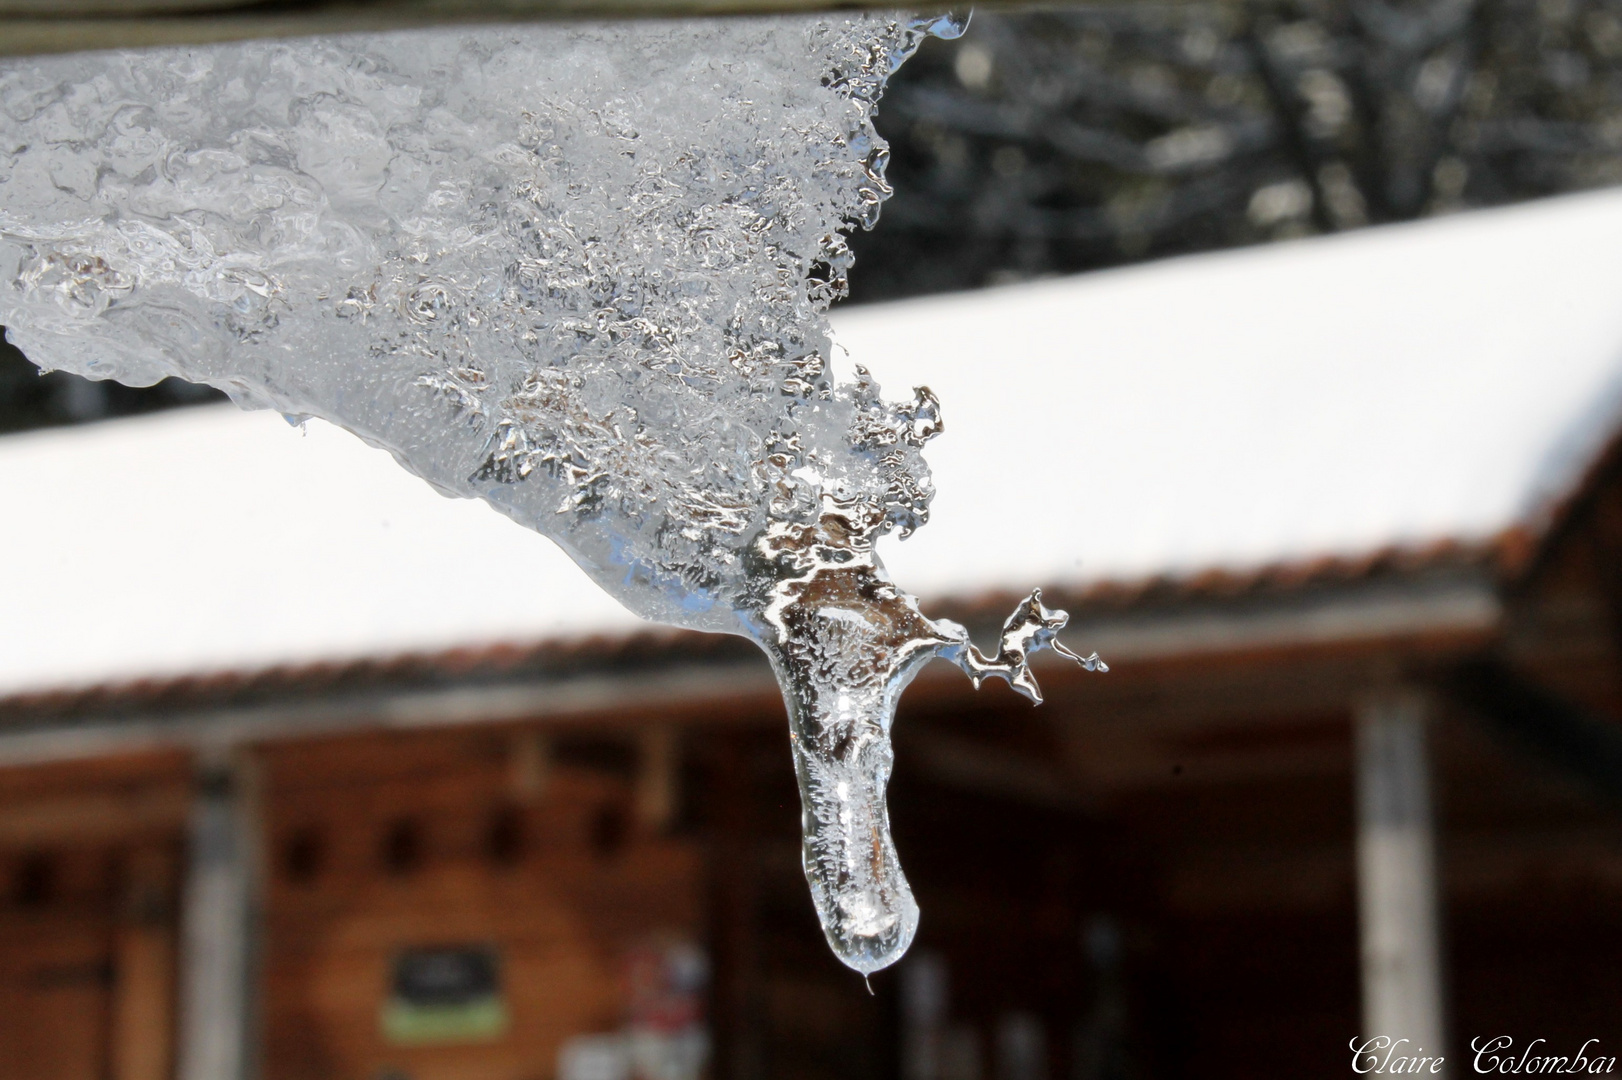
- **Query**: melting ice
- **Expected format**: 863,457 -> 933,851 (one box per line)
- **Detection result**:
0,13 -> 1102,974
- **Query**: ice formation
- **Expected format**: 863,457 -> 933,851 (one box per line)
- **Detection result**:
0,13 -> 1102,974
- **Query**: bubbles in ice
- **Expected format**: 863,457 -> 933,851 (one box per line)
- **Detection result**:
0,11 -> 1102,975
755,495 -> 1102,972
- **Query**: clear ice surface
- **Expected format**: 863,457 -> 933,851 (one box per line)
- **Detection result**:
0,13 -> 1102,974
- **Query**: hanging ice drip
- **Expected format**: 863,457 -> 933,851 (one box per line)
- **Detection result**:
0,11 -> 1103,974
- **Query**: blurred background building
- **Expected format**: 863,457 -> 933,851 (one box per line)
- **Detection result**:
4,4 -> 1622,1080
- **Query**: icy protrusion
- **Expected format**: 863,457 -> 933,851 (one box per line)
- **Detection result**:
0,16 -> 954,634
0,10 -> 1105,977
753,497 -> 1102,973
940,588 -> 1108,704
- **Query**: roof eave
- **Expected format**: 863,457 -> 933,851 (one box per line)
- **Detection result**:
0,555 -> 1505,766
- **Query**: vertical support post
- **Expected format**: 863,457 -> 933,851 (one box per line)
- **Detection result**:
709,737 -> 761,1080
177,746 -> 262,1080
636,726 -> 678,833
112,844 -> 178,1080
900,951 -> 947,1080
1355,693 -> 1446,1074
510,728 -> 552,803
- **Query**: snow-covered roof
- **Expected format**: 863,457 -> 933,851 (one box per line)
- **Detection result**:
0,406 -> 646,698
6,187 -> 1622,698
857,186 -> 1622,602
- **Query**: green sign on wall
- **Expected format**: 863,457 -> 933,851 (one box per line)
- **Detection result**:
382,945 -> 508,1046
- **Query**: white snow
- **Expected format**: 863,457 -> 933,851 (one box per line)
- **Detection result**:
854,186 -> 1622,600
0,407 -> 643,697
6,187 -> 1622,696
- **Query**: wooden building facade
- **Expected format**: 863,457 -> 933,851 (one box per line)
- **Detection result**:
8,189 -> 1622,1079
4,438 -> 1622,1079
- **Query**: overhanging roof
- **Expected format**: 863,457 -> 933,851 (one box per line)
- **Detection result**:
849,185 -> 1622,605
4,188 -> 1622,706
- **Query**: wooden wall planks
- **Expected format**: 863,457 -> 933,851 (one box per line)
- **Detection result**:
259,723 -> 704,1080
